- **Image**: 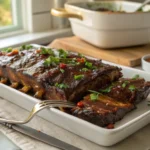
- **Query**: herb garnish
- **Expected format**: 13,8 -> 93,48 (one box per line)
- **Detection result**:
40,47 -> 54,55
99,85 -> 113,93
78,53 -> 85,58
132,74 -> 140,80
44,56 -> 59,67
55,83 -> 69,89
2,47 -> 12,53
60,69 -> 65,73
74,75 -> 84,80
92,66 -> 97,70
129,85 -> 136,91
81,68 -> 89,72
58,49 -> 68,58
88,90 -> 100,101
85,61 -> 97,70
122,83 -> 126,88
67,58 -> 76,65
121,81 -> 129,88
20,45 -> 33,50
90,93 -> 99,101
85,61 -> 93,69
76,62 -> 80,65
43,56 -> 83,67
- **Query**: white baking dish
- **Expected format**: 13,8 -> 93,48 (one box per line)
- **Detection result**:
0,44 -> 150,146
51,1 -> 150,48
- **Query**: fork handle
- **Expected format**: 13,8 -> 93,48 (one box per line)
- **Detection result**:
0,118 -> 24,124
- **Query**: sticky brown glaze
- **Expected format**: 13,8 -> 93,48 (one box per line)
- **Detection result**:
71,94 -> 135,127
0,47 -> 122,101
102,78 -> 150,104
40,63 -> 122,101
0,49 -> 48,97
71,78 -> 150,127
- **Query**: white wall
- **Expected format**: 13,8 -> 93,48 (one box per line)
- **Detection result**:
26,0 -> 53,33
27,0 -> 143,33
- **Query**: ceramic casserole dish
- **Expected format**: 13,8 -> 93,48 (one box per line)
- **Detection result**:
51,1 -> 150,49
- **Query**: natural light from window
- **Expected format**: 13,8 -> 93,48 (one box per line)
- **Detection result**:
0,0 -> 23,36
0,0 -> 13,27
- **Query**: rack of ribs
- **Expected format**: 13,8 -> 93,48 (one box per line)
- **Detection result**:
1,45 -> 150,128
71,78 -> 150,127
0,46 -> 122,102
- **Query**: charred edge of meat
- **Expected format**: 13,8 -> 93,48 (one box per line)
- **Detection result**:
99,78 -> 150,104
71,78 -> 150,127
0,47 -> 150,128
0,77 -> 8,84
0,47 -> 122,102
71,94 -> 135,127
43,69 -> 122,102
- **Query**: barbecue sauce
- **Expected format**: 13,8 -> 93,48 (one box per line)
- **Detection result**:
146,58 -> 150,63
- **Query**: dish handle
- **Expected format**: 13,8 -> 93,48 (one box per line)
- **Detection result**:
51,8 -> 83,20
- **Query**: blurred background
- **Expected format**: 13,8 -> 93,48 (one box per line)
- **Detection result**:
0,0 -> 144,28
0,0 -> 12,27
0,0 -> 147,49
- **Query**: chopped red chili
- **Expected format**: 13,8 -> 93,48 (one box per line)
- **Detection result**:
36,49 -> 41,53
59,63 -> 67,69
7,49 -> 19,56
107,124 -> 114,129
77,58 -> 85,63
77,101 -> 84,107
48,71 -> 52,76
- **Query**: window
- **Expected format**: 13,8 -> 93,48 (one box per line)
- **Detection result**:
0,0 -> 70,36
0,0 -> 72,49
0,0 -> 12,27
0,0 -> 23,34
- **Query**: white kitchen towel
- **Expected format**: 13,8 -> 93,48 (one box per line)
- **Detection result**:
0,97 -> 60,150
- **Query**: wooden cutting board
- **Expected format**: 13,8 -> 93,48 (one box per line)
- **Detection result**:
49,36 -> 150,67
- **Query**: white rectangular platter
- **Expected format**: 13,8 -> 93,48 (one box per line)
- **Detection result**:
0,45 -> 150,146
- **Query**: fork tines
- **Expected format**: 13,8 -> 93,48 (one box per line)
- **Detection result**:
39,100 -> 75,108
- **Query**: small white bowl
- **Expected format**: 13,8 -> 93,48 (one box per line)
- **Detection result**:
142,54 -> 150,72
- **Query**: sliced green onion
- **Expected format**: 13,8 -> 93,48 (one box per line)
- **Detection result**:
74,75 -> 84,80
55,83 -> 69,89
129,85 -> 136,91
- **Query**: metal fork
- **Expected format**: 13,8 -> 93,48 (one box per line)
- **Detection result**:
0,100 -> 75,124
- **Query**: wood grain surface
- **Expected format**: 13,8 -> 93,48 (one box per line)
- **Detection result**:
49,36 -> 150,67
